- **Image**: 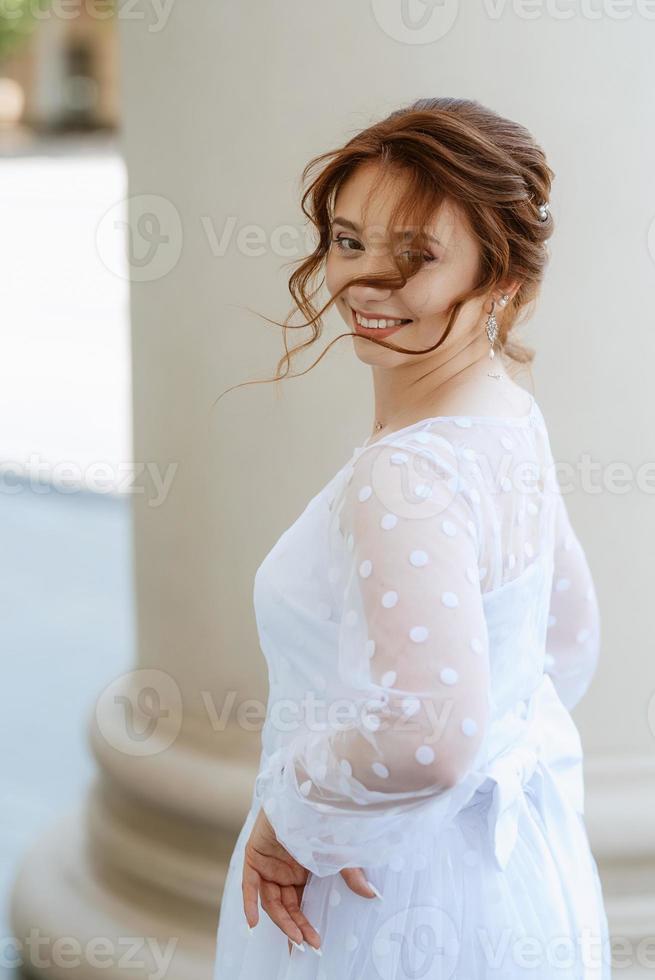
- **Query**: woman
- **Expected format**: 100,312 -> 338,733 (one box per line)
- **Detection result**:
213,97 -> 611,978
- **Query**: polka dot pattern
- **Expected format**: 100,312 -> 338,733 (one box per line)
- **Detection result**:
402,696 -> 421,716
440,667 -> 459,685
328,889 -> 341,907
251,411 -> 605,881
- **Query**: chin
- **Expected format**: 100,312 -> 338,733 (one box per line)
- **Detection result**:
351,333 -> 404,366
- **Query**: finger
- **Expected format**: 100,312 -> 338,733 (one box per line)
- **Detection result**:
259,879 -> 305,946
280,883 -> 322,951
340,867 -> 383,900
241,862 -> 261,928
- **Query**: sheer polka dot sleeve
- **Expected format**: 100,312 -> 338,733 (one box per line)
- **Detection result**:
254,431 -> 492,877
543,489 -> 601,711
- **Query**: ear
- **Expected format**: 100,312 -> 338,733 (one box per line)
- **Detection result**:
496,279 -> 521,306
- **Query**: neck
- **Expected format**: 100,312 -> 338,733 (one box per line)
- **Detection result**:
371,335 -> 509,432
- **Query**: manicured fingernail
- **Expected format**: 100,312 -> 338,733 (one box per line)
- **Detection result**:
290,939 -> 306,952
366,880 -> 383,900
310,945 -> 323,956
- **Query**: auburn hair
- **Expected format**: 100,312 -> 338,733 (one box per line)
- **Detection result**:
215,97 -> 554,407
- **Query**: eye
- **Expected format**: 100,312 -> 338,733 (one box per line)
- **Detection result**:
399,249 -> 437,264
331,236 -> 436,264
331,235 -> 362,253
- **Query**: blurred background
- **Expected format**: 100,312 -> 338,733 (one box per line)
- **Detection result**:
2,2 -> 654,978
0,1 -> 136,978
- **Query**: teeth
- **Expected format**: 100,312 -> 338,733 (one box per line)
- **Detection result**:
355,311 -> 408,329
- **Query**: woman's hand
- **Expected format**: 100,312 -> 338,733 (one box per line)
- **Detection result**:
242,808 -> 383,956
242,807 -> 322,953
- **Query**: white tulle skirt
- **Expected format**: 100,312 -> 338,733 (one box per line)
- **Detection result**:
212,784 -> 612,980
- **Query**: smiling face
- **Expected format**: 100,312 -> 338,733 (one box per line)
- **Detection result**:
325,160 -> 492,368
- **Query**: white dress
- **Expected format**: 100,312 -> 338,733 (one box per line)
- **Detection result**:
213,393 -> 612,979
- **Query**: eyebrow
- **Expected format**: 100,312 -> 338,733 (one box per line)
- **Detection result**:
332,216 -> 443,246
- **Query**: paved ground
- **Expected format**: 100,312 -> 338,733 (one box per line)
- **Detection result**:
0,482 -> 134,979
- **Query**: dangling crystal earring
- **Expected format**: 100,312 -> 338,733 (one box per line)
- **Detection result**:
486,294 -> 509,379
